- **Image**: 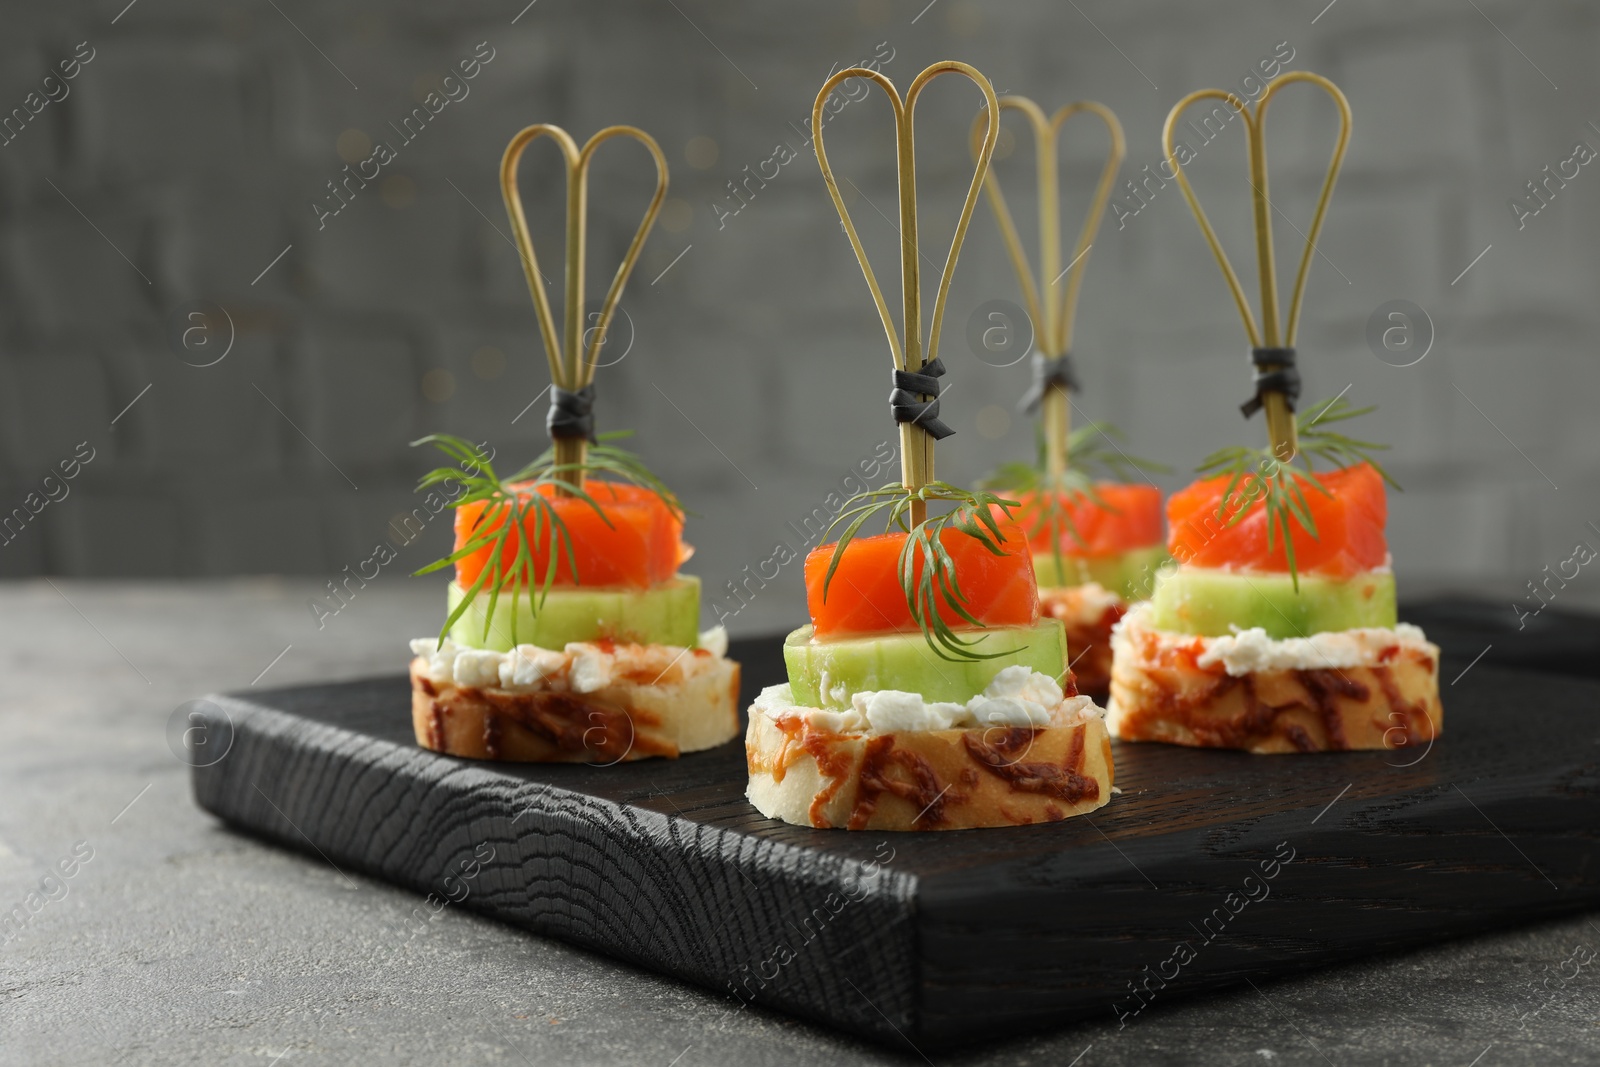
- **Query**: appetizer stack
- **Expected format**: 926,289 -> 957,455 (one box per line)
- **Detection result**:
1108,74 -> 1443,753
744,62 -> 1114,830
408,123 -> 739,763
972,97 -> 1167,699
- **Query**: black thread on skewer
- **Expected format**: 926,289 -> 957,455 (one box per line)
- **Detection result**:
1241,346 -> 1300,418
1019,350 -> 1081,414
548,384 -> 598,443
890,357 -> 956,440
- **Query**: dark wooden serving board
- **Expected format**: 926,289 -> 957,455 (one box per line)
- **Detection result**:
189,628 -> 1600,1049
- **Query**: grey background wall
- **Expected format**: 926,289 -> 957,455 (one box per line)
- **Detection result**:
1,0 -> 1596,636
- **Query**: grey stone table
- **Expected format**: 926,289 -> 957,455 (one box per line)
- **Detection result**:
1,580 -> 1596,1066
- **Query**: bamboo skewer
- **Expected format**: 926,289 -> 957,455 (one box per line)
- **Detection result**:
971,98 -> 1125,480
812,62 -> 1000,526
1161,73 -> 1351,463
500,124 -> 668,492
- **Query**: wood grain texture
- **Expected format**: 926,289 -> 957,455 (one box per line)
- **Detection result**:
190,637 -> 1600,1047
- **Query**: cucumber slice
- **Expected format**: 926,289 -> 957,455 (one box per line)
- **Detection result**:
784,620 -> 1068,709
1147,567 -> 1396,639
447,577 -> 700,651
1032,544 -> 1169,600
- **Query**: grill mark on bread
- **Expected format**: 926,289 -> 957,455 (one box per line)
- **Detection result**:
482,713 -> 502,759
1234,676 -> 1279,744
1137,672 -> 1324,750
805,732 -> 857,828
428,701 -> 447,750
962,726 -> 1100,805
1298,668 -> 1369,751
1283,723 -> 1317,752
771,715 -> 804,785
477,688 -> 671,760
1121,672 -> 1234,744
848,736 -> 951,830
1371,664 -> 1429,748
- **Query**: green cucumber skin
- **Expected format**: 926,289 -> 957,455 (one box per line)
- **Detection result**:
1147,567 -> 1397,639
447,577 -> 701,651
1032,544 -> 1169,601
783,620 -> 1068,708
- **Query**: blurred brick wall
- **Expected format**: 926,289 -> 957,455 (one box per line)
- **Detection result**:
1,0 -> 1595,634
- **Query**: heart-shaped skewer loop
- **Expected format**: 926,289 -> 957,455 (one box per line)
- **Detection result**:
1163,72 -> 1351,462
813,61 -> 999,523
500,124 -> 668,488
970,97 -> 1125,478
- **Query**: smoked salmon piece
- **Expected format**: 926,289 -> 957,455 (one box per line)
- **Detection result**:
1166,462 -> 1387,578
804,521 -> 1039,638
454,481 -> 685,590
1009,483 -> 1164,557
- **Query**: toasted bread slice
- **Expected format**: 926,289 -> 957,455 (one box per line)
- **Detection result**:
1108,603 -> 1442,754
410,645 -> 739,762
746,699 -> 1113,830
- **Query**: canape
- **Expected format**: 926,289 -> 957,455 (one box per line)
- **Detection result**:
744,60 -> 1114,829
1109,456 -> 1442,753
1107,73 -> 1442,754
408,122 -> 739,763
747,521 -> 1113,829
969,96 -> 1169,699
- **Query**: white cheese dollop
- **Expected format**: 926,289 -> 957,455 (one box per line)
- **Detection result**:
967,695 -> 1051,728
451,649 -> 505,688
500,645 -> 566,688
852,689 -> 967,732
1194,622 -> 1431,674
410,638 -> 463,684
567,645 -> 616,693
754,683 -> 870,732
967,664 -> 1064,726
753,683 -> 796,715
698,625 -> 729,658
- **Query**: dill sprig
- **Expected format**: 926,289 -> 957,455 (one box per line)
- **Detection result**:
410,431 -> 680,646
1196,396 -> 1397,588
822,482 -> 1025,662
980,421 -> 1168,582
